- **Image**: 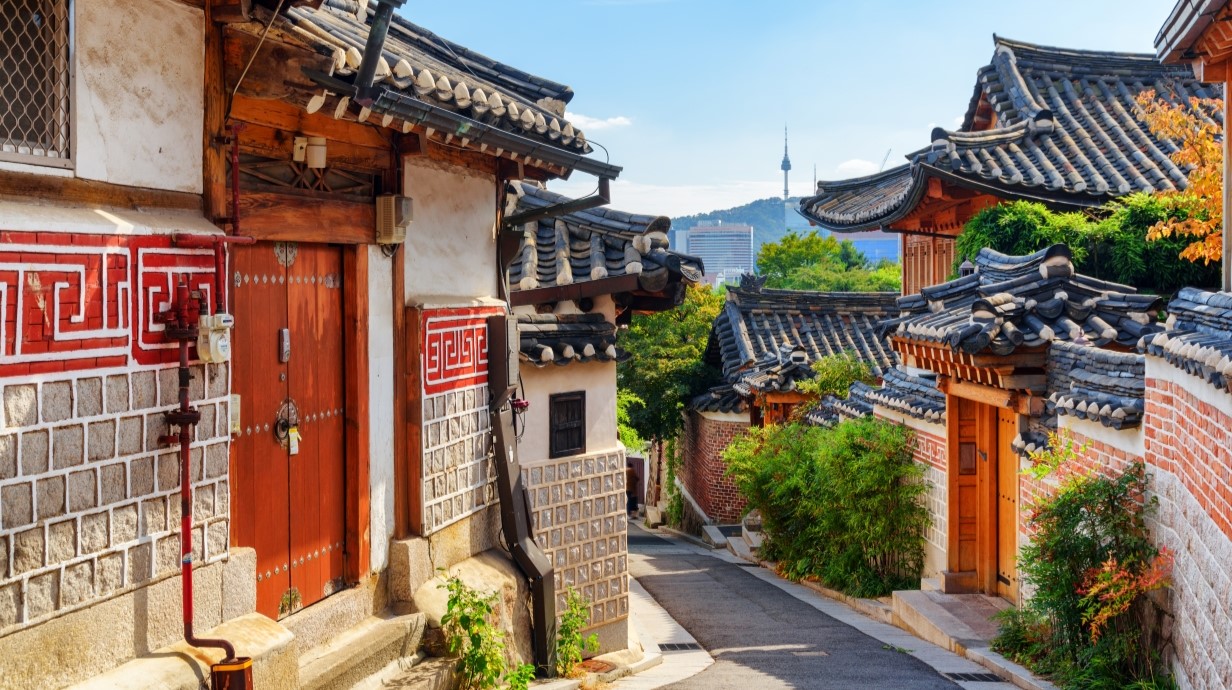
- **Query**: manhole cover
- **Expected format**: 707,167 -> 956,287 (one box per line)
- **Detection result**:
576,659 -> 615,673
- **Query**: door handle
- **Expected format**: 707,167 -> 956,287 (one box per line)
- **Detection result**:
279,328 -> 291,363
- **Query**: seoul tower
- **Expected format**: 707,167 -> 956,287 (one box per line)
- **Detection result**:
780,125 -> 792,200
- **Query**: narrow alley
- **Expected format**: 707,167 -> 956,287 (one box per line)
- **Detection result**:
623,524 -> 1018,690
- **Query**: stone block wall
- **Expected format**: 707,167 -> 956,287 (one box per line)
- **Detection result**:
522,449 -> 628,642
420,382 -> 495,535
680,410 -> 749,524
0,363 -> 230,635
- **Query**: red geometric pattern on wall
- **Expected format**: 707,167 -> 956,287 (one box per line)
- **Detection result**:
421,306 -> 503,395
0,231 -> 216,376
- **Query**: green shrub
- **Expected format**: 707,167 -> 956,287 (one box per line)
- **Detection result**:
723,417 -> 928,597
992,444 -> 1174,689
439,575 -> 534,690
665,436 -> 684,528
555,587 -> 600,677
795,350 -> 875,399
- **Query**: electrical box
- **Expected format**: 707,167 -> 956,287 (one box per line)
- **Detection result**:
376,194 -> 413,245
230,394 -> 242,435
196,313 -> 234,363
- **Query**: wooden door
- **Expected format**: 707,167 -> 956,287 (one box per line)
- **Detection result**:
231,241 -> 347,619
953,398 -> 980,576
996,409 -> 1020,602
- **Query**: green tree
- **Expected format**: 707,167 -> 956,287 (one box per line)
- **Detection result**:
756,230 -> 847,282
756,231 -> 900,292
617,284 -> 724,445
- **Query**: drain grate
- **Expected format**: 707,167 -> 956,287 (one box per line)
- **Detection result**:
944,672 -> 1005,682
659,642 -> 703,651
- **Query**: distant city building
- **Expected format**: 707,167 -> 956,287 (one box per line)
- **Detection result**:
679,221 -> 755,287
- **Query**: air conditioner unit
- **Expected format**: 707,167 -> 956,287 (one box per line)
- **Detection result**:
376,194 -> 413,244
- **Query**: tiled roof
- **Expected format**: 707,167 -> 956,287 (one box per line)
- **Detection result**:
1142,287 -> 1232,391
507,183 -> 703,295
690,385 -> 749,415
278,1 -> 612,174
1047,341 -> 1146,429
799,37 -> 1221,232
885,245 -> 1164,355
867,367 -> 947,423
518,313 -> 623,367
803,383 -> 876,428
731,345 -> 816,396
704,278 -> 899,383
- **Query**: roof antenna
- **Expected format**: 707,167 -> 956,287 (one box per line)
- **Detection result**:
879,149 -> 892,172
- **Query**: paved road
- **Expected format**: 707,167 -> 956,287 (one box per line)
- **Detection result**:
628,525 -> 963,690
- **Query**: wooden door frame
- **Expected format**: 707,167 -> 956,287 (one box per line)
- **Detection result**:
943,391 -> 1013,596
342,245 -> 371,583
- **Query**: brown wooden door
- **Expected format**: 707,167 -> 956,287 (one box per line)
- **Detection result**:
231,241 -> 346,619
996,408 -> 1020,602
953,398 -> 980,576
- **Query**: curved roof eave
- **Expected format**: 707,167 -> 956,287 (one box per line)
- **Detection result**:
797,164 -> 930,233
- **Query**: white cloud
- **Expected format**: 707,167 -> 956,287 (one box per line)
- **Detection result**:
547,178 -> 784,218
566,113 -> 633,131
954,115 -> 964,127
835,159 -> 879,177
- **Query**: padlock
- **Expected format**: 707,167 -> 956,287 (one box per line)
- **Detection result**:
288,426 -> 301,456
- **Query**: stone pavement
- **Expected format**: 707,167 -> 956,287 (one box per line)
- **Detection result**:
619,523 -> 1018,690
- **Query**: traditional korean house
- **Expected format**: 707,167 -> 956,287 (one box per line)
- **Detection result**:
504,182 -> 701,651
798,37 -> 1219,295
1,0 -> 637,686
681,279 -> 898,524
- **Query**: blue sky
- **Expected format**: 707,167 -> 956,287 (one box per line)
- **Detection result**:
403,1 -> 1178,216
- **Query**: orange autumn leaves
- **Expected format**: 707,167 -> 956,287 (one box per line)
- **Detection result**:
1135,90 -> 1224,264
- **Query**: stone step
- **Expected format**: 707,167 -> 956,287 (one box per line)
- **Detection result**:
741,525 -> 763,550
726,535 -> 758,564
70,613 -> 296,690
356,654 -> 455,690
282,578 -> 384,661
299,610 -> 427,690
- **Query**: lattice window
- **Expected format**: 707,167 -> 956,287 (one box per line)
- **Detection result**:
549,391 -> 586,458
236,154 -> 377,201
0,0 -> 72,166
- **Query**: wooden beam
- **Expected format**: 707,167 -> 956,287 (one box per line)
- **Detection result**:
343,245 -> 371,582
238,121 -> 393,172
224,27 -> 328,103
203,0 -> 228,223
508,274 -> 641,307
237,191 -> 374,243
0,169 -> 201,211
230,95 -> 391,151
937,376 -> 1017,409
211,0 -> 252,22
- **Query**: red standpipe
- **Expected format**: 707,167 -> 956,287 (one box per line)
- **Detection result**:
157,281 -> 249,685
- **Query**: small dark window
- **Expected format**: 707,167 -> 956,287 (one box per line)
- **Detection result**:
549,391 -> 585,458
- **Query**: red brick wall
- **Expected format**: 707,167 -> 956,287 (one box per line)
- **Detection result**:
680,410 -> 749,524
911,427 -> 946,472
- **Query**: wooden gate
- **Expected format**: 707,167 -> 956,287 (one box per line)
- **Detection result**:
230,241 -> 347,618
996,408 -> 1020,603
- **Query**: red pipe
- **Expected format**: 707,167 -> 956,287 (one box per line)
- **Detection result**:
159,281 -> 236,662
173,234 -> 255,314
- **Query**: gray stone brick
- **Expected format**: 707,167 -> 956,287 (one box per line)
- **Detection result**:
156,534 -> 179,576
27,571 -> 59,619
41,381 -> 73,424
131,370 -> 156,410
130,456 -> 154,496
208,363 -> 229,399
117,416 -> 143,456
140,498 -> 166,537
128,542 -> 152,584
20,430 -> 49,475
197,404 -> 216,442
47,519 -> 76,563
157,453 -> 180,492
13,527 -> 44,575
76,377 -> 104,418
112,504 -> 138,545
190,446 -> 203,484
68,469 -> 97,512
98,552 -> 123,595
215,480 -> 230,517
0,583 -> 19,628
3,384 -> 37,428
1,483 -> 32,530
190,364 -> 207,401
105,375 -> 130,414
80,512 -> 108,555
62,561 -> 94,607
207,520 -> 228,559
191,526 -> 204,563
194,484 -> 214,521
0,435 -> 14,480
205,442 -> 228,479
87,420 -> 116,462
158,368 -> 179,407
99,462 -> 126,505
145,413 -> 169,453
36,476 -> 66,520
52,424 -> 85,470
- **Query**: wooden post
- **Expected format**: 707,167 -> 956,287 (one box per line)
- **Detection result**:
343,246 -> 371,582
203,3 -> 228,223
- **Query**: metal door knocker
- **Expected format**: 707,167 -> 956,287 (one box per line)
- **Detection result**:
274,399 -> 301,454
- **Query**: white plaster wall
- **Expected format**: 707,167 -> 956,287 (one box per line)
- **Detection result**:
403,159 -> 497,305
518,361 -> 618,465
1058,415 -> 1145,458
368,246 -> 396,573
72,0 -> 204,193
